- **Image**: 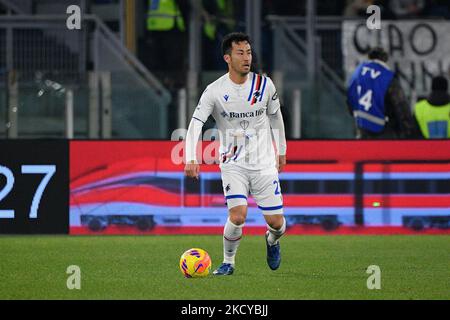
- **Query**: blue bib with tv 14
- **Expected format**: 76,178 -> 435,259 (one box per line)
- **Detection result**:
347,61 -> 394,133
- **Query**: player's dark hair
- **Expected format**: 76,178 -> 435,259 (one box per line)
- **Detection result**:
368,47 -> 389,62
222,32 -> 251,56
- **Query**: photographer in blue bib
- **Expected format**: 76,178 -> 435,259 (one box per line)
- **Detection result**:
347,47 -> 416,139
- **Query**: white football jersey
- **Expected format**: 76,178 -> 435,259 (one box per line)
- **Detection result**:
192,72 -> 282,171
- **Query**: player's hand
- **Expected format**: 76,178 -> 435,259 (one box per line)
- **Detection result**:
184,161 -> 200,180
277,155 -> 286,173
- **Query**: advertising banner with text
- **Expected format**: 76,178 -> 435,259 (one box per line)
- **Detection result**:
70,140 -> 450,235
0,140 -> 448,235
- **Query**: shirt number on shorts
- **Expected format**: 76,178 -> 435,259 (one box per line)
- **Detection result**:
273,180 -> 280,195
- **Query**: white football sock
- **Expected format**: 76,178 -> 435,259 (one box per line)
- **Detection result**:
267,217 -> 286,246
223,217 -> 244,265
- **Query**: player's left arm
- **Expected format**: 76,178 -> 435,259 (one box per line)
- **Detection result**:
268,108 -> 287,172
266,77 -> 287,172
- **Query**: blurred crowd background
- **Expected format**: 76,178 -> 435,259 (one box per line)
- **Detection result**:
0,0 -> 449,139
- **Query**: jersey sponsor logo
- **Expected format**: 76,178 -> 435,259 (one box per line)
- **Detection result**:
229,108 -> 265,119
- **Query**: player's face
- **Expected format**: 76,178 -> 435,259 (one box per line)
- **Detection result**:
226,41 -> 252,76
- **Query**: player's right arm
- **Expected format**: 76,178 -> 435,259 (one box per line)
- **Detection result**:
184,87 -> 215,179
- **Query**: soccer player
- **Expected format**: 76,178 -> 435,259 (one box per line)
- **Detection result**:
184,32 -> 287,275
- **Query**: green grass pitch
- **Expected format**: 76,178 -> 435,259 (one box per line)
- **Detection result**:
0,235 -> 448,300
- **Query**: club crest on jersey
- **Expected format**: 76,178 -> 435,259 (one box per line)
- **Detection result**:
240,120 -> 249,130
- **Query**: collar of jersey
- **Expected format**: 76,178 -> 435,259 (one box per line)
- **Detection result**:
227,72 -> 251,88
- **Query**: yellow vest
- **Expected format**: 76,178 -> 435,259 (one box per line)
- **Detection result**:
414,99 -> 450,138
147,0 -> 185,31
204,0 -> 233,40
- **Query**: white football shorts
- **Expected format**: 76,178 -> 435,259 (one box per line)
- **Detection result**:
221,166 -> 283,215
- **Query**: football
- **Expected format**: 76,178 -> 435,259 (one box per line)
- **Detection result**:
179,248 -> 212,278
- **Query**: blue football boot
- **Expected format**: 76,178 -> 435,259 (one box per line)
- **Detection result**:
265,231 -> 281,270
213,263 -> 234,276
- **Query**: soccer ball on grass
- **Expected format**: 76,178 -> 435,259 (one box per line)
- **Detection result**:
179,248 -> 212,278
